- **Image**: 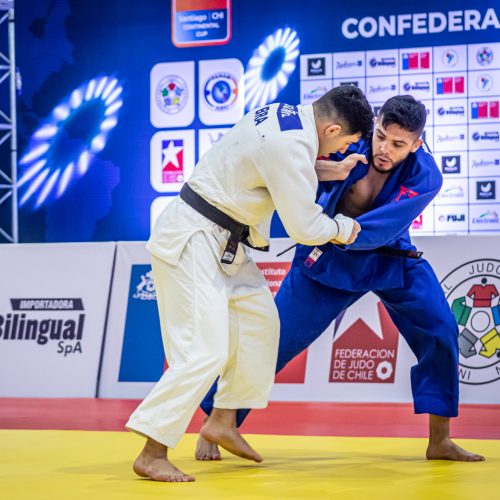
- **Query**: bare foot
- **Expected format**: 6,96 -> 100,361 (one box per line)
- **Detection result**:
195,433 -> 222,461
133,438 -> 195,482
201,408 -> 263,463
426,438 -> 485,462
427,414 -> 485,462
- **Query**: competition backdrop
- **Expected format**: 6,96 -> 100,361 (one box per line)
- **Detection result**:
10,0 -> 500,242
2,237 -> 499,402
1,2 -> 500,403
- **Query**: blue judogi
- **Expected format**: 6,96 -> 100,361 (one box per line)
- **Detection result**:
201,142 -> 460,425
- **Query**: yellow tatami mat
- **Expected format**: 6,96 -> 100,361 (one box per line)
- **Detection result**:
1,430 -> 499,500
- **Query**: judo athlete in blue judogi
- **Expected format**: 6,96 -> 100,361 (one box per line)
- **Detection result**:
197,95 -> 485,463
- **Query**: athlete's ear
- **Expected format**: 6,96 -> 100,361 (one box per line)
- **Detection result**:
324,123 -> 341,138
411,138 -> 423,153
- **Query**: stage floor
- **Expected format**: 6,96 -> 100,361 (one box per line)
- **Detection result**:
1,400 -> 499,499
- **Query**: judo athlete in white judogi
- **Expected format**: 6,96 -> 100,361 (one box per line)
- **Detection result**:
126,86 -> 374,482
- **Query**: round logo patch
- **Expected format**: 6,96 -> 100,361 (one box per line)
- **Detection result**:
204,72 -> 239,111
442,49 -> 458,67
476,74 -> 493,93
155,75 -> 188,114
476,47 -> 493,67
441,259 -> 500,385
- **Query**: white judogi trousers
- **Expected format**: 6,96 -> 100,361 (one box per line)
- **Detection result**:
126,230 -> 279,448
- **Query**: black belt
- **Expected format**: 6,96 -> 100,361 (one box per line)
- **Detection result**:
276,243 -> 423,259
373,246 -> 423,259
180,183 -> 269,264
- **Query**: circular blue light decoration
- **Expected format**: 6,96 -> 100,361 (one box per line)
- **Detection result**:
18,76 -> 123,209
244,27 -> 300,110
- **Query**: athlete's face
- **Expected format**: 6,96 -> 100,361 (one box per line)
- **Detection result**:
318,125 -> 361,157
371,118 -> 423,173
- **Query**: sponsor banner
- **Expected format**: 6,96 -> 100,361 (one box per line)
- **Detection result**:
198,127 -> 231,159
255,262 -> 291,297
365,49 -> 398,76
468,69 -> 500,97
300,79 -> 333,105
433,98 -> 467,125
96,237 -> 500,403
171,0 -> 231,48
433,45 -> 467,73
470,178 -> 498,202
413,236 -> 500,402
198,58 -> 245,126
433,124 -> 467,152
434,72 -> 467,97
400,74 -> 433,100
0,243 -> 115,397
469,204 -> 500,231
400,47 -> 432,73
434,152 -> 468,176
332,77 -> 365,94
435,177 -> 469,205
422,125 -> 434,152
99,239 -> 299,397
467,42 -> 500,72
150,61 -> 195,128
254,257 -> 305,384
408,204 -> 435,235
98,242 -> 162,398
300,53 -> 333,80
469,150 -> 500,176
438,250 -> 500,392
332,51 -> 365,78
270,288 -> 417,404
469,122 -> 500,150
150,129 -> 195,193
248,241 -> 306,384
150,196 -> 176,233
469,98 -> 500,120
421,100 -> 433,126
371,102 -> 384,118
434,205 -> 469,232
366,76 -> 398,102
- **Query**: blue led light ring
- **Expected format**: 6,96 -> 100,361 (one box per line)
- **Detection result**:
244,27 -> 300,110
18,76 -> 124,208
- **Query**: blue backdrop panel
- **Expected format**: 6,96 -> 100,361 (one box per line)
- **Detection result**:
14,1 -> 500,242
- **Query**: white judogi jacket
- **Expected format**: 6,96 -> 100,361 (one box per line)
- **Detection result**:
147,103 -> 340,265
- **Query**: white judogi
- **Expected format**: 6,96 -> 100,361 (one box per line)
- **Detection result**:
126,104 -> 342,447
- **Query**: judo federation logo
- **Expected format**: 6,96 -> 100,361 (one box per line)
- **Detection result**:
441,259 -> 500,385
476,47 -> 493,66
204,72 -> 239,111
330,299 -> 400,384
156,75 -> 188,114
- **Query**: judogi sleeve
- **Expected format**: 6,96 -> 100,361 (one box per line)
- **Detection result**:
317,142 -> 363,197
253,137 -> 340,246
343,152 -> 442,251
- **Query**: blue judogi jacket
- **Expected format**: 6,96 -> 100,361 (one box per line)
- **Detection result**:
295,141 -> 443,291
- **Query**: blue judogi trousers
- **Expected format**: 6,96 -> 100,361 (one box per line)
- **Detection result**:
201,258 -> 459,426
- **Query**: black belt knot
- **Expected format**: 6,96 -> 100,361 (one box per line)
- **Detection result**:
179,183 -> 269,264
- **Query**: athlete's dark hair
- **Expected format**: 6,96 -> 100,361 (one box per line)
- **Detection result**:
313,85 -> 373,139
379,95 -> 427,137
